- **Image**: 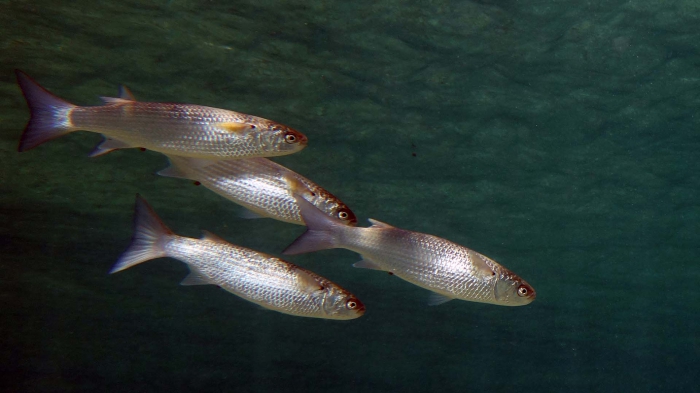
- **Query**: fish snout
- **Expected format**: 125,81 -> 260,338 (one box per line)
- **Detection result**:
517,282 -> 537,304
348,297 -> 366,317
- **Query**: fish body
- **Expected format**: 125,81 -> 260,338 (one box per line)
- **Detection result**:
159,156 -> 357,226
15,70 -> 307,158
284,197 -> 536,306
111,195 -> 364,320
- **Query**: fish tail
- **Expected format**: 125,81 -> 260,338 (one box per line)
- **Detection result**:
110,195 -> 175,274
282,194 -> 344,255
15,70 -> 77,152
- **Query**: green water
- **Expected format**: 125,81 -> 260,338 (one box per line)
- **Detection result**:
1,0 -> 698,391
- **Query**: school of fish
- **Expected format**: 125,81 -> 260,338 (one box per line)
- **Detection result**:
15,69 -> 537,320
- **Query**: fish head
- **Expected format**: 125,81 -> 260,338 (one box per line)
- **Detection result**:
261,123 -> 308,155
305,192 -> 357,226
493,271 -> 536,306
286,177 -> 358,226
320,286 -> 365,320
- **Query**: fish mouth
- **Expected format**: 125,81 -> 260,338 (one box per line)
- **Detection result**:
354,301 -> 366,316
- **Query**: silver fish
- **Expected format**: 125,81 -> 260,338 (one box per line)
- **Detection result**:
110,195 -> 365,320
15,70 -> 308,158
284,196 -> 536,306
158,155 -> 357,226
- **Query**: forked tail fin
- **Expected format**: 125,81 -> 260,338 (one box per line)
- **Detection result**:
282,195 -> 345,255
110,195 -> 175,273
15,70 -> 77,152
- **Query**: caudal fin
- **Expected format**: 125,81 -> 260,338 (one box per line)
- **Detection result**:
110,195 -> 175,274
16,70 -> 77,152
282,195 -> 345,255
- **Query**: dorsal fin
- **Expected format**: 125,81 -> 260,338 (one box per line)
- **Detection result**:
201,230 -> 229,244
100,97 -> 132,104
118,85 -> 136,100
368,218 -> 394,229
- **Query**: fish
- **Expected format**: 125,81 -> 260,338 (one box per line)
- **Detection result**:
110,195 -> 365,320
15,70 -> 308,159
158,155 -> 357,226
283,196 -> 536,306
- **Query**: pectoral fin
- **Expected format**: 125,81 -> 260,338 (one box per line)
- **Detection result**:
469,250 -> 497,279
220,122 -> 254,133
295,269 -> 323,294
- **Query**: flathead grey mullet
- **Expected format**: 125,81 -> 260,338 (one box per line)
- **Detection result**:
283,195 -> 536,306
158,155 -> 357,226
110,195 -> 365,320
15,70 -> 307,159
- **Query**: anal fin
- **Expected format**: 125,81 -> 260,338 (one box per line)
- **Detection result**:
180,265 -> 212,286
88,137 -> 133,157
353,258 -> 386,271
427,292 -> 454,306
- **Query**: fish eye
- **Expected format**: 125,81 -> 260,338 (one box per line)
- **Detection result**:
517,285 -> 529,297
338,210 -> 349,220
346,300 -> 358,309
284,133 -> 298,143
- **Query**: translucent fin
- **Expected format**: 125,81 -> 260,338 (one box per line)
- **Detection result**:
469,250 -> 496,279
15,69 -> 77,152
109,195 -> 174,274
180,265 -> 212,286
200,230 -> 229,244
157,155 -> 216,179
353,259 -> 386,271
427,292 -> 454,306
295,269 -> 323,294
220,122 -> 254,133
100,97 -> 132,104
239,208 -> 266,220
118,85 -> 136,100
368,218 -> 394,229
88,137 -> 133,157
283,195 -> 343,255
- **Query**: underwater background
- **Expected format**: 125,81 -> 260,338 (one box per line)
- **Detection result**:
1,0 -> 699,391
